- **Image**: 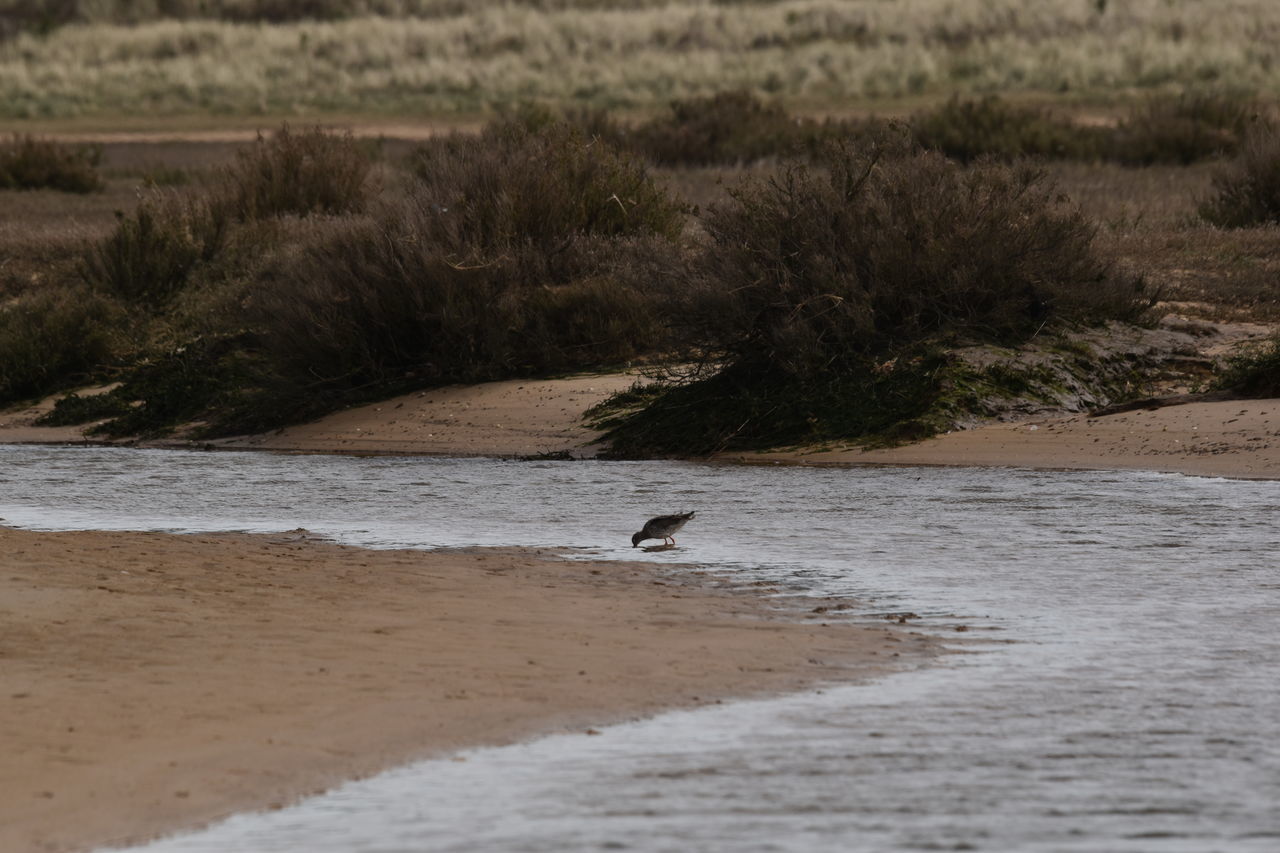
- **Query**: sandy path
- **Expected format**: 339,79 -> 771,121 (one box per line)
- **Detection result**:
0,527 -> 921,853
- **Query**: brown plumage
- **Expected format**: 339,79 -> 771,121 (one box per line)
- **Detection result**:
632,511 -> 695,547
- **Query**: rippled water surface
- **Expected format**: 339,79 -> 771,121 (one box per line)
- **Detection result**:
2,445 -> 1278,852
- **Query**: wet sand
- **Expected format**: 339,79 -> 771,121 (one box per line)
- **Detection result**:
0,527 -> 920,853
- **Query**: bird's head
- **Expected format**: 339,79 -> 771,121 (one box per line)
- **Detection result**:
631,532 -> 643,548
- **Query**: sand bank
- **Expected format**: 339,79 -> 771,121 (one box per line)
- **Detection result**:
3,371 -> 1278,478
0,527 -> 921,853
216,373 -> 637,459
214,378 -> 1280,479
744,399 -> 1280,479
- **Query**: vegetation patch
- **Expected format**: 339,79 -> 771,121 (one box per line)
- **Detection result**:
0,285 -> 125,404
5,4 -> 1280,118
911,96 -> 1102,163
1212,336 -> 1280,397
224,126 -> 373,221
1109,92 -> 1261,166
80,191 -> 230,308
594,141 -> 1155,456
631,91 -> 845,166
0,134 -> 102,193
33,119 -> 687,438
1199,123 -> 1280,227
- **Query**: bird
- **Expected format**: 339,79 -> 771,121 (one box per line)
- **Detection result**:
632,511 -> 695,548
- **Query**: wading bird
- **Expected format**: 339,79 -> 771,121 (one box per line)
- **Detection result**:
631,511 -> 695,548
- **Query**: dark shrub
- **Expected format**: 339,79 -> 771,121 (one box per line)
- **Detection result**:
245,210 -> 676,408
207,123 -> 688,432
911,96 -> 1101,163
0,134 -> 103,193
83,334 -> 253,437
1110,92 -> 1259,166
596,142 -> 1153,455
0,285 -> 124,403
408,119 -> 685,285
80,191 -> 230,306
492,101 -> 631,149
1199,124 -> 1280,227
224,125 -> 372,220
693,144 -> 1148,374
1213,336 -> 1280,397
632,90 -> 824,166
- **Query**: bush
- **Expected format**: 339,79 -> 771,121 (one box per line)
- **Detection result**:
1199,124 -> 1280,227
224,125 -> 372,220
631,91 -> 816,166
596,142 -> 1154,455
1110,92 -> 1259,166
0,285 -> 124,403
243,210 -> 676,415
1213,336 -> 1280,397
911,96 -> 1101,163
0,134 -> 103,193
80,191 -> 230,306
695,144 -> 1148,373
408,119 -> 685,285
190,122 -> 690,432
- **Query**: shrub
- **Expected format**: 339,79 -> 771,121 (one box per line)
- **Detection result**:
408,119 -> 685,285
694,144 -> 1149,374
244,210 -> 676,411
1198,124 -> 1280,227
1212,336 -> 1280,397
0,285 -> 124,403
85,334 -> 254,437
224,125 -> 372,220
80,191 -> 230,306
596,142 -> 1154,455
198,123 -> 689,432
911,96 -> 1101,163
0,134 -> 103,193
1109,92 -> 1259,166
631,91 -> 816,166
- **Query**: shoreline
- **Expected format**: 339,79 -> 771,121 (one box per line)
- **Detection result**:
740,399 -> 1280,481
0,528 -> 929,853
3,374 -> 1278,480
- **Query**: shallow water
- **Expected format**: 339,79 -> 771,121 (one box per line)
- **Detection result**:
2,445 -> 1277,852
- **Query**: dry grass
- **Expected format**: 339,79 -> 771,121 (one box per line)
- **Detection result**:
3,1 -> 1279,118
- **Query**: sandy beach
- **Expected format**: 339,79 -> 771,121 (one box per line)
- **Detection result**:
0,527 -> 923,853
